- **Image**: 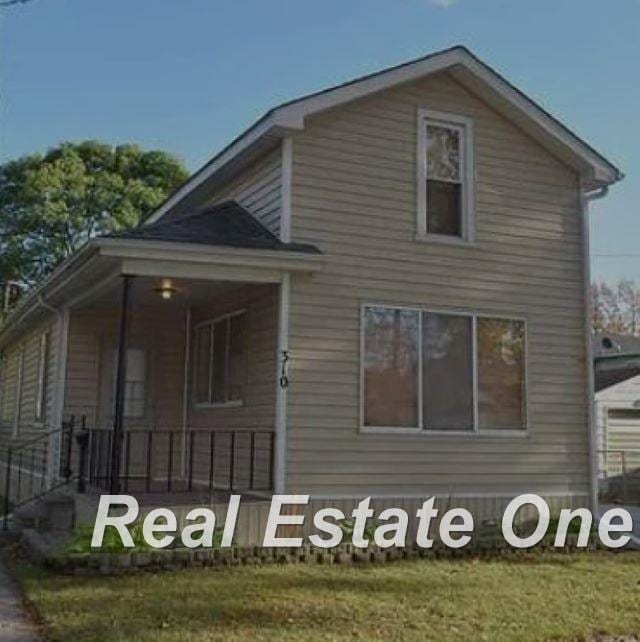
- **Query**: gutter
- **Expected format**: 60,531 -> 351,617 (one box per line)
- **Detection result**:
0,242 -> 99,347
581,184 -> 609,514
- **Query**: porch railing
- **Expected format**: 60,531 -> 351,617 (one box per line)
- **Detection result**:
1,417 -> 79,529
87,428 -> 275,496
598,449 -> 640,505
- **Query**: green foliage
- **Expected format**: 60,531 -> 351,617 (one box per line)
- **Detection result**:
0,140 -> 188,290
62,523 -> 227,555
338,517 -> 378,544
63,523 -> 153,554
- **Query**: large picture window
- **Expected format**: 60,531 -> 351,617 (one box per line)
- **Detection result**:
362,306 -> 526,433
194,311 -> 246,406
417,109 -> 474,242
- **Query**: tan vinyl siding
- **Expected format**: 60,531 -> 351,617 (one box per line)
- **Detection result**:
206,146 -> 282,236
0,317 -> 58,444
0,349 -> 19,428
287,70 -> 589,497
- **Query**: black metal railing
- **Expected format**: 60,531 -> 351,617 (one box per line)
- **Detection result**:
1,422 -> 274,529
87,427 -> 275,496
0,416 -> 84,530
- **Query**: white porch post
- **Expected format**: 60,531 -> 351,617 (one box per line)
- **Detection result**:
274,273 -> 290,494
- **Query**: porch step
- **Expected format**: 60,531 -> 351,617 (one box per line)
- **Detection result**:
14,492 -> 75,534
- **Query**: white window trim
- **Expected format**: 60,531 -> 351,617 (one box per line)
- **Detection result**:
359,303 -> 529,437
416,108 -> 475,244
193,308 -> 247,409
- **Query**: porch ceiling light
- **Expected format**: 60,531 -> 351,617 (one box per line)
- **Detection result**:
155,279 -> 177,301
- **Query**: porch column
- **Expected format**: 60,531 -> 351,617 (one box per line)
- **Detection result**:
110,275 -> 133,493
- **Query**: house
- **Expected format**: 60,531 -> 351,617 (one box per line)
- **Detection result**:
0,46 -> 623,541
593,332 -> 640,501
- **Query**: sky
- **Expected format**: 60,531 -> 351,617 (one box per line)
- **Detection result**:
0,0 -> 638,284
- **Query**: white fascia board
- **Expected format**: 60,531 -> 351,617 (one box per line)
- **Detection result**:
120,258 -> 285,284
276,47 -> 620,186
95,238 -> 323,274
456,55 -> 621,186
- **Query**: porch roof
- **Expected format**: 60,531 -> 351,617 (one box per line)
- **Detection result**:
0,202 -> 322,347
108,200 -> 320,255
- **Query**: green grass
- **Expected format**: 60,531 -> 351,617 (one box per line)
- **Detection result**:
16,552 -> 640,642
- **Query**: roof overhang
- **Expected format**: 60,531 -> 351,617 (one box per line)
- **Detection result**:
147,45 -> 623,224
0,237 -> 322,348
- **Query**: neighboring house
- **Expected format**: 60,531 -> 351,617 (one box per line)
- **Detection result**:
0,46 -> 623,538
594,332 -> 640,493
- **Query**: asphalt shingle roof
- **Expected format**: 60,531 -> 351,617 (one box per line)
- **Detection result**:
109,201 -> 321,254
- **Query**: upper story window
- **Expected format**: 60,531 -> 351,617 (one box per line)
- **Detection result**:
361,305 -> 526,434
417,109 -> 474,243
194,310 -> 246,407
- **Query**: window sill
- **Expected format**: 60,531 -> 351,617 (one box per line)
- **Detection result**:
414,233 -> 476,247
360,426 -> 530,438
193,400 -> 244,410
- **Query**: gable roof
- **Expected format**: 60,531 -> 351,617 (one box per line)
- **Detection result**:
593,331 -> 640,358
110,200 -> 320,254
595,360 -> 640,393
147,45 -> 623,225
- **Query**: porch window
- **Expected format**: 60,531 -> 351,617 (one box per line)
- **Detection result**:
111,348 -> 147,419
194,311 -> 246,406
362,305 -> 526,433
417,108 -> 474,242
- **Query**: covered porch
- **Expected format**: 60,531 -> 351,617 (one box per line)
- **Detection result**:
69,276 -> 279,500
58,207 -> 321,500
0,201 -> 321,515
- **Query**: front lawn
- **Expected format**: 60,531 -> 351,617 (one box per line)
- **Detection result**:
16,553 -> 640,642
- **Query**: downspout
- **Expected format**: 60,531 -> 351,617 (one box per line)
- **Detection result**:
581,183 -> 609,514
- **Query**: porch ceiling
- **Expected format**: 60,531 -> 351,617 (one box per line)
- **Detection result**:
77,275 -> 240,310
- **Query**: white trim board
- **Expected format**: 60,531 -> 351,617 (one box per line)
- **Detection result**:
145,45 -> 621,226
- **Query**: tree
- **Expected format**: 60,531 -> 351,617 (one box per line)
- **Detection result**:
591,279 -> 640,336
0,140 -> 189,290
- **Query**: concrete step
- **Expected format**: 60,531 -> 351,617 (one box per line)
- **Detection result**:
13,492 -> 75,534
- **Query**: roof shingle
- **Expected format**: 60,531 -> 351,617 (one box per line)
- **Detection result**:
108,201 -> 321,254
